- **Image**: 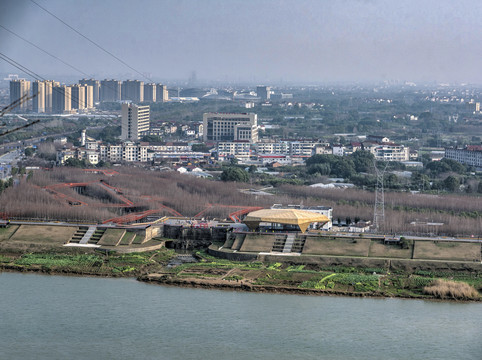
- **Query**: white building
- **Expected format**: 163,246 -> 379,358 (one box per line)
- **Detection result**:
445,146 -> 482,170
217,141 -> 251,158
203,112 -> 258,143
121,103 -> 150,141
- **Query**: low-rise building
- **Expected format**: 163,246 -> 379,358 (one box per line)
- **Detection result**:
217,141 -> 251,158
445,145 -> 482,170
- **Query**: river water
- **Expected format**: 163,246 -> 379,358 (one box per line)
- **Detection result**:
0,272 -> 480,360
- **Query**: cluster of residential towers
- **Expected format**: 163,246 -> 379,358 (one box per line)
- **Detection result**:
9,78 -> 168,114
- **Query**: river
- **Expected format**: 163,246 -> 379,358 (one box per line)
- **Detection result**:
0,272 -> 480,360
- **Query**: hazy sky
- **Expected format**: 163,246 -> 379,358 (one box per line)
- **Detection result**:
1,0 -> 481,84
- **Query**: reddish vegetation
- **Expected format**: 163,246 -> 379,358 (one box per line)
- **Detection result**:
0,167 -> 480,236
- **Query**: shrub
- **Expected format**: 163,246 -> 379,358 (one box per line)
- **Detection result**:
423,279 -> 479,300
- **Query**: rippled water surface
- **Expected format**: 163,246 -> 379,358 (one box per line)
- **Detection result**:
1,272 -> 481,360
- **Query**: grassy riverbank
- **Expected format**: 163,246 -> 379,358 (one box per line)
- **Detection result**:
0,248 -> 177,277
143,249 -> 482,301
1,247 -> 480,301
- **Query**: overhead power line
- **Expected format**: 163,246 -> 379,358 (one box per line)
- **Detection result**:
0,52 -> 95,114
0,24 -> 92,78
30,0 -> 154,83
0,24 -> 121,102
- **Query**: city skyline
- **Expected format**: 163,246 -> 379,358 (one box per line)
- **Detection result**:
1,0 -> 481,84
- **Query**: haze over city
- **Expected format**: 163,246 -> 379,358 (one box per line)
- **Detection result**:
1,0 -> 481,84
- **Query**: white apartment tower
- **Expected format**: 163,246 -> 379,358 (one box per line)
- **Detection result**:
203,112 -> 258,143
121,103 -> 150,141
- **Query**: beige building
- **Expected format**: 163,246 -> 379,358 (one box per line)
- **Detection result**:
84,85 -> 94,109
32,80 -> 45,113
203,112 -> 258,143
122,80 -> 144,103
156,84 -> 168,102
9,79 -> 31,112
144,83 -> 156,102
79,79 -> 100,103
44,80 -> 58,113
52,85 -> 72,114
100,79 -> 121,102
121,103 -> 150,141
70,84 -> 86,110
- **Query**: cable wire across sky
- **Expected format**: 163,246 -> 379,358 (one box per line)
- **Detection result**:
29,0 -> 155,83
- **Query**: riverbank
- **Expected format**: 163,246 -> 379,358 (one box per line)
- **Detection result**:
0,248 -> 480,301
138,250 -> 482,301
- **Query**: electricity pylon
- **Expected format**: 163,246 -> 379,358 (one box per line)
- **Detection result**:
373,160 -> 388,232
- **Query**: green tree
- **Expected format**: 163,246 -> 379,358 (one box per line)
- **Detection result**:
443,175 -> 459,192
97,125 -> 121,144
191,143 -> 211,153
411,172 -> 430,191
24,147 -> 35,157
350,150 -> 374,173
307,163 -> 331,176
384,173 -> 400,189
248,165 -> 257,174
221,167 -> 249,182
331,158 -> 355,178
64,158 -> 86,168
141,135 -> 163,142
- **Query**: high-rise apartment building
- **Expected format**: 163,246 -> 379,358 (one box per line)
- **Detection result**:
121,80 -> 144,103
32,80 -> 45,113
9,79 -> 31,112
256,85 -> 270,101
44,80 -> 58,113
52,85 -> 71,114
70,84 -> 86,110
203,112 -> 258,143
84,85 -> 94,109
144,83 -> 156,102
121,103 -> 150,141
79,79 -> 100,103
100,79 -> 121,102
156,84 -> 168,102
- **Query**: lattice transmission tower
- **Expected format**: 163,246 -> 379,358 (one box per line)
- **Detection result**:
373,161 -> 388,232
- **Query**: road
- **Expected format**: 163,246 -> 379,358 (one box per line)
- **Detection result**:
0,148 -> 22,165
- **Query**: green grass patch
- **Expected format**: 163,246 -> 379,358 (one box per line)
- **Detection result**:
97,229 -> 125,246
15,254 -> 103,268
119,232 -> 136,246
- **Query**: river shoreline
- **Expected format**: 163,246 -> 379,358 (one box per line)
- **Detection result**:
1,264 -> 480,302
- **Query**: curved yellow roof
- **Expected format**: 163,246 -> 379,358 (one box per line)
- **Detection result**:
243,209 -> 329,233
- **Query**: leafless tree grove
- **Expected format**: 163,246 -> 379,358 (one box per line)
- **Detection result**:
0,167 -> 480,236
